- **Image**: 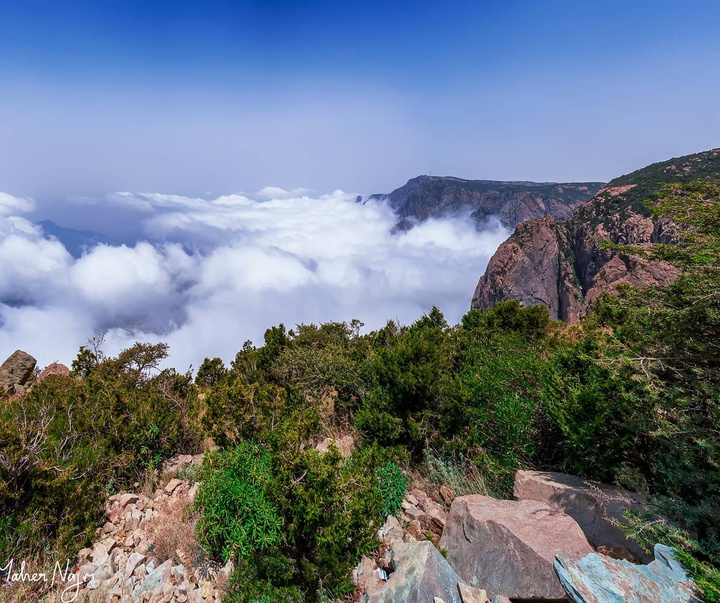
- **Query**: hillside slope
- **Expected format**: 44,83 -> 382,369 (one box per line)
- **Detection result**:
472,148 -> 720,320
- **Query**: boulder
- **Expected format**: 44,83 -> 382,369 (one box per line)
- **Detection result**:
370,541 -> 465,603
439,495 -> 593,600
0,350 -> 36,393
554,543 -> 701,602
514,470 -> 651,562
38,362 -> 70,382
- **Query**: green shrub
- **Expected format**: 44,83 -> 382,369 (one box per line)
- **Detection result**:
195,443 -> 283,562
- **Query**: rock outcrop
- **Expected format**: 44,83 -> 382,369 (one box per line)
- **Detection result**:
366,176 -> 604,231
0,350 -> 37,395
439,495 -> 594,600
472,149 -> 720,320
514,470 -> 651,563
555,544 -> 701,603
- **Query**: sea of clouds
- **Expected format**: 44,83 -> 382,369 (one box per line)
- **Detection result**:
0,189 -> 509,371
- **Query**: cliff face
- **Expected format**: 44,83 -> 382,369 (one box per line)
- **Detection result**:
367,176 -> 605,230
472,149 -> 720,320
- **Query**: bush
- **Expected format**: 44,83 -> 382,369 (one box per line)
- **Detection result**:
195,443 -> 283,563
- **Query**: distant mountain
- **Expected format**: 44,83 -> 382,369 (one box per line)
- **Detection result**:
365,176 -> 606,231
37,220 -> 113,258
471,148 -> 720,320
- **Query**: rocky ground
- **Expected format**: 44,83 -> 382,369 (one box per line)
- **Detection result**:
353,471 -> 700,603
65,454 -> 229,603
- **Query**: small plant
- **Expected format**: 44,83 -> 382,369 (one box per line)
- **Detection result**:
376,461 -> 408,518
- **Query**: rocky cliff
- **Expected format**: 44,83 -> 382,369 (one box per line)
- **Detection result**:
472,148 -> 720,320
366,176 -> 605,231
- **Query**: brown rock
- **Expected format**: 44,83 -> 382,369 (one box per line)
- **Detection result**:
472,216 -> 584,321
409,488 -> 431,510
404,507 -> 426,522
439,484 -> 455,505
407,519 -> 424,539
514,470 -> 651,562
164,478 -> 182,494
353,555 -> 386,600
597,544 -> 640,563
427,505 -> 447,532
457,583 -> 488,603
125,552 -> 146,580
438,495 -> 593,600
0,350 -> 36,393
38,362 -> 70,381
117,493 -> 139,508
378,515 -> 404,548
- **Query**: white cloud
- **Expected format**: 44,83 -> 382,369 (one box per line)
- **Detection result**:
0,189 -> 509,370
0,193 -> 35,216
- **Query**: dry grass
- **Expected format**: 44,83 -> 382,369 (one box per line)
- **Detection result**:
421,447 -> 489,500
148,489 -> 205,571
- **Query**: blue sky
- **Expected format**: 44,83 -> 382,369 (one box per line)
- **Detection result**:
1,0 -> 719,200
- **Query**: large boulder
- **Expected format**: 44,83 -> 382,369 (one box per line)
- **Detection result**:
0,350 -> 37,394
369,541 -> 465,603
439,495 -> 594,600
38,362 -> 71,382
514,470 -> 651,562
555,544 -> 701,603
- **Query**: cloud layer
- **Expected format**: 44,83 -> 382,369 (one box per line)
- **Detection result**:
0,190 -> 508,371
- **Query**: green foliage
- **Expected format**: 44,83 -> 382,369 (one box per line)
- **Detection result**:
376,461 -> 408,518
195,443 -> 283,563
0,341 -> 201,560
200,444 -> 384,601
195,357 -> 228,387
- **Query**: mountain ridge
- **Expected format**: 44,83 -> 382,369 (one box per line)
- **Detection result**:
366,176 -> 606,231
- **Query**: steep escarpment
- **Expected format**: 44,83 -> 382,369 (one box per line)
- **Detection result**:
366,176 -> 604,230
472,216 -> 584,322
472,148 -> 720,320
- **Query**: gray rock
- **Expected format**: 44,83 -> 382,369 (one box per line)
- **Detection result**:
137,559 -> 172,594
439,495 -> 593,600
514,470 -> 651,562
555,544 -> 702,602
371,541 -> 464,603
